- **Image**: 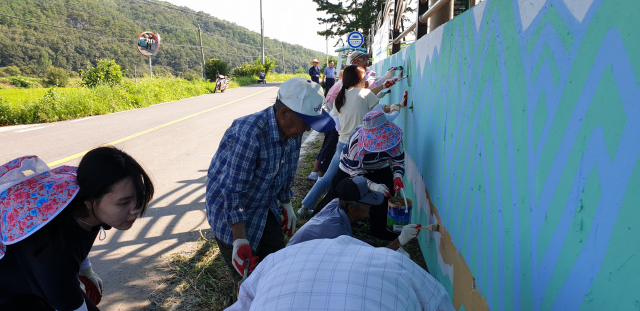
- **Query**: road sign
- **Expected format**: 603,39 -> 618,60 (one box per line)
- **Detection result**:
347,31 -> 364,49
137,31 -> 161,57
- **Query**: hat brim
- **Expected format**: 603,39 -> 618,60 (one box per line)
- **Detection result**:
360,122 -> 403,152
296,110 -> 336,133
354,53 -> 371,60
358,189 -> 385,205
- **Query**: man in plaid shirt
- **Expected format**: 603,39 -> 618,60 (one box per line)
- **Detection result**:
206,78 -> 335,283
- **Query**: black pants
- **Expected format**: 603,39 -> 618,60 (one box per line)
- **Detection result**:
312,167 -> 399,241
315,129 -> 339,173
215,211 -> 285,282
324,78 -> 335,96
0,292 -> 99,311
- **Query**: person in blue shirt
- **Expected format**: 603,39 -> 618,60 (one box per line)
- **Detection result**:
205,78 -> 335,284
288,176 -> 422,252
308,59 -> 320,83
321,60 -> 337,96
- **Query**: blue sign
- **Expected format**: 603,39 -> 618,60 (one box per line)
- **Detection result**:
347,31 -> 364,49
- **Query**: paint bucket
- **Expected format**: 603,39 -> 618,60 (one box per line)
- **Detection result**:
387,196 -> 413,233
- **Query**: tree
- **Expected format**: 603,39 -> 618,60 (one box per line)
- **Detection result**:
45,66 -> 70,87
295,66 -> 306,74
262,57 -> 278,75
36,50 -> 52,79
80,60 -> 124,87
313,0 -> 414,48
204,58 -> 229,80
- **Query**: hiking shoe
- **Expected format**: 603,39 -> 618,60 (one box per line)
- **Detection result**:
297,208 -> 313,217
306,172 -> 318,181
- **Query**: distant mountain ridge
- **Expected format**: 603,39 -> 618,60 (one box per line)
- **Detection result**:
0,0 -> 325,75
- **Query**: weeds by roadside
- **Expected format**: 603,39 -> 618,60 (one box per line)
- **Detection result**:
149,134 -> 429,310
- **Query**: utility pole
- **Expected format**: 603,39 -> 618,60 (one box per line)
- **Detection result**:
198,24 -> 206,79
282,46 -> 285,74
325,23 -> 329,67
260,0 -> 265,64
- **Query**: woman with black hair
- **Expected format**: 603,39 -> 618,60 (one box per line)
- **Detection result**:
0,146 -> 154,311
300,64 -> 407,215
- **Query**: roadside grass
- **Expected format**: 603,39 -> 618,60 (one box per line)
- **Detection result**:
0,74 -> 309,127
0,78 -> 218,126
149,135 -> 429,310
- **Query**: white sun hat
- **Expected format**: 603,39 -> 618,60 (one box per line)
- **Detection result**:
277,78 -> 335,132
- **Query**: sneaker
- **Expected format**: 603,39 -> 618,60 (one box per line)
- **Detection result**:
297,207 -> 313,217
306,172 -> 318,181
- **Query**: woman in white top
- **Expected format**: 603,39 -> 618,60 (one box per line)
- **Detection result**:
301,65 -> 407,213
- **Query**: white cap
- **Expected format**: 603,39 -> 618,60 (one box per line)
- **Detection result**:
277,78 -> 335,132
347,51 -> 371,64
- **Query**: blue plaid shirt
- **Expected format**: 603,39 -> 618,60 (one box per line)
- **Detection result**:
206,106 -> 301,249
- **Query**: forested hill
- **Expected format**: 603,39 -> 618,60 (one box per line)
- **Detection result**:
0,0 -> 325,75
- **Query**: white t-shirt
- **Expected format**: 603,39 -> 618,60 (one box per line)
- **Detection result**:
334,87 -> 379,143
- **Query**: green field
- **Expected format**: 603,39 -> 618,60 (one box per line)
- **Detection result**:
0,88 -> 76,106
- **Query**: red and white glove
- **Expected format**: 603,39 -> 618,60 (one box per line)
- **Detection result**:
369,182 -> 391,197
383,67 -> 397,80
384,78 -> 398,88
78,266 -> 103,305
281,202 -> 297,237
232,239 -> 258,277
399,91 -> 408,107
398,224 -> 422,245
393,177 -> 404,193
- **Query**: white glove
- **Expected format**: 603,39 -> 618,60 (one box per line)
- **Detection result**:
398,224 -> 422,245
377,89 -> 391,99
368,182 -> 390,197
79,266 -> 103,294
384,67 -> 397,80
389,104 -> 401,112
281,202 -> 297,237
232,239 -> 258,276
78,265 -> 103,305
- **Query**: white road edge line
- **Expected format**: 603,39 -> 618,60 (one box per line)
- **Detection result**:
15,126 -> 46,133
70,117 -> 94,123
299,130 -> 320,158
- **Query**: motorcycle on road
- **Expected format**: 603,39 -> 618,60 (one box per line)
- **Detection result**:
214,73 -> 229,93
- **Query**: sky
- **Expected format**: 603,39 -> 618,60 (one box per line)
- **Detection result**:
163,0 -> 339,56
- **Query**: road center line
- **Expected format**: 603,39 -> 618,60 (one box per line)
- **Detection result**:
47,87 -> 275,167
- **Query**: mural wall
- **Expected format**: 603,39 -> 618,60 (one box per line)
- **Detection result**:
372,0 -> 640,310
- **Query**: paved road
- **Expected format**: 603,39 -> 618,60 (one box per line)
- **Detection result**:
0,83 -> 291,310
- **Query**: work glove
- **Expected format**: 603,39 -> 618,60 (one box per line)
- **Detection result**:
384,67 -> 397,80
78,266 -> 103,306
377,89 -> 391,99
384,78 -> 398,89
393,177 -> 404,193
398,224 -> 422,246
399,91 -> 408,107
368,182 -> 391,197
232,239 -> 258,277
281,202 -> 297,237
389,104 -> 401,113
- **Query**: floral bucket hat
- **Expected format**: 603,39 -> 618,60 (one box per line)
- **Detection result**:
356,111 -> 404,166
0,156 -> 79,260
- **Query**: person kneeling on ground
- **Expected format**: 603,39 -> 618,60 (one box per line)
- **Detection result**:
205,78 -> 335,285
0,147 -> 154,311
227,235 -> 455,311
288,176 -> 421,253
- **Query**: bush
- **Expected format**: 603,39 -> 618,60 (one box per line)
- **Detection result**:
183,69 -> 202,81
45,67 -> 70,87
8,76 -> 41,88
204,58 -> 229,80
1,66 -> 21,76
81,59 -> 124,88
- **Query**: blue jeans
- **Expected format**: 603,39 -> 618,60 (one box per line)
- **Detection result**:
302,141 -> 346,209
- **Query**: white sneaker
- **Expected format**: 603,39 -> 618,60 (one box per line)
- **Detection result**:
306,172 -> 318,181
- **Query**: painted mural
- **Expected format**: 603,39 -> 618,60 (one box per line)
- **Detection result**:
372,0 -> 640,310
